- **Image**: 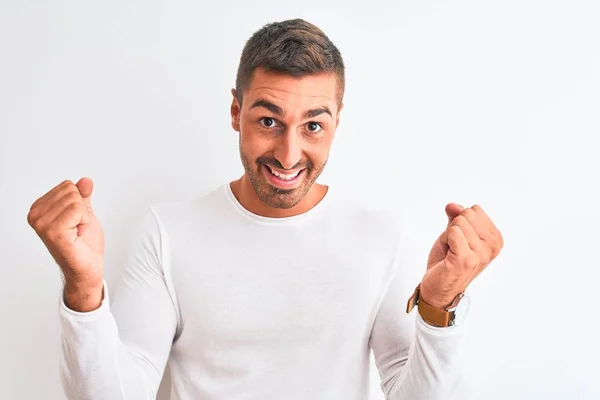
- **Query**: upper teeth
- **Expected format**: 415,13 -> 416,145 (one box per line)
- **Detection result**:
269,167 -> 300,180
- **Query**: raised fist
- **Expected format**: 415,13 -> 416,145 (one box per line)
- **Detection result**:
27,177 -> 105,310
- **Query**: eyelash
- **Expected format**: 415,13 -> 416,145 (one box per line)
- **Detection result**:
259,117 -> 323,133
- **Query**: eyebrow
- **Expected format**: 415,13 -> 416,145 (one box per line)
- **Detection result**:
249,99 -> 332,119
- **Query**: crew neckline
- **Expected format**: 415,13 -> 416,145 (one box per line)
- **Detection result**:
223,182 -> 333,225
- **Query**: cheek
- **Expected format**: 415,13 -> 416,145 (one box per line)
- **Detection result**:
305,141 -> 332,167
239,127 -> 270,157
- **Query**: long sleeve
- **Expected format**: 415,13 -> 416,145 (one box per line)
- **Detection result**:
369,233 -> 471,400
58,206 -> 179,400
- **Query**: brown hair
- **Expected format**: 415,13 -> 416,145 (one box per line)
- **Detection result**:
235,18 -> 345,107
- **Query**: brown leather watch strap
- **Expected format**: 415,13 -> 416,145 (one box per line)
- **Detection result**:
406,284 -> 456,328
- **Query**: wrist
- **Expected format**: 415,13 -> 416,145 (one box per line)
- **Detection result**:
419,288 -> 455,310
407,283 -> 470,328
63,280 -> 104,313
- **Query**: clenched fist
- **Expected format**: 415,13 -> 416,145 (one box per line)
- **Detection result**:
27,177 -> 105,312
420,203 -> 504,309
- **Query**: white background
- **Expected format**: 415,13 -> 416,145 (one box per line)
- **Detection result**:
1,1 -> 599,399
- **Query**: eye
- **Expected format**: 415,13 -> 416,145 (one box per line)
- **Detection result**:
306,122 -> 323,133
259,117 -> 278,128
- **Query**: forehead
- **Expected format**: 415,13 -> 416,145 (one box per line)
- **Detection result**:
244,68 -> 338,112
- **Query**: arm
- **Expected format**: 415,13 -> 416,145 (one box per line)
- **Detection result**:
369,235 -> 470,400
58,206 -> 178,400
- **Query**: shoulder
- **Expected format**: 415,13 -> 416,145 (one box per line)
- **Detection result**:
144,183 -> 228,233
326,185 -> 409,244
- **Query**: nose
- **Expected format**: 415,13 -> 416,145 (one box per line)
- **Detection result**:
273,130 -> 302,170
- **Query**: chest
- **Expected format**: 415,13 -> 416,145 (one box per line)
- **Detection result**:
168,230 -> 396,350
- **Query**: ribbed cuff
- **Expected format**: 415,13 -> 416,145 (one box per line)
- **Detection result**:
59,280 -> 109,319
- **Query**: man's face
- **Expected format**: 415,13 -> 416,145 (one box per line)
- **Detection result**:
230,68 -> 342,209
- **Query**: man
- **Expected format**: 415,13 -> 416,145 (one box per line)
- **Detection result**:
27,19 -> 503,399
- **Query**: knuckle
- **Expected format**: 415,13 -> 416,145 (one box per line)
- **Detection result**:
490,233 -> 503,252
29,214 -> 45,232
491,251 -> 497,263
64,191 -> 82,204
26,211 -> 36,227
33,219 -> 46,235
33,219 -> 45,233
451,217 -> 466,229
448,225 -> 461,235
490,239 -> 499,252
495,242 -> 503,256
66,202 -> 82,213
462,208 -> 475,218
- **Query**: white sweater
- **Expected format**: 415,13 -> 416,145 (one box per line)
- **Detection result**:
58,183 -> 469,400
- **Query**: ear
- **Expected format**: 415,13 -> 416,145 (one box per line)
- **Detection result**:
230,88 -> 241,132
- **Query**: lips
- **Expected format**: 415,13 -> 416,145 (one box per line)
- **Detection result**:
262,164 -> 306,188
266,165 -> 302,181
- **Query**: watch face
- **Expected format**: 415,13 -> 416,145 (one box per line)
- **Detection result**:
450,293 -> 471,326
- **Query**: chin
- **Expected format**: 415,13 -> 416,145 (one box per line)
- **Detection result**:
251,172 -> 312,209
259,184 -> 307,209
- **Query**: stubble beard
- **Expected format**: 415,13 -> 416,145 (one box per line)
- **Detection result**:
239,142 -> 327,210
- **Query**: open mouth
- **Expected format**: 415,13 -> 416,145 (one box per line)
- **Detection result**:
262,164 -> 305,187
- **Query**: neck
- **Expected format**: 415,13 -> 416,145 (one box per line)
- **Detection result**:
229,174 -> 328,218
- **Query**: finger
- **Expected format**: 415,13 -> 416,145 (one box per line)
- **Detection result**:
446,203 -> 464,226
441,226 -> 483,280
75,198 -> 91,237
470,205 -> 496,237
44,191 -> 85,225
449,214 -> 481,252
467,206 -> 504,259
53,203 -> 87,241
80,201 -> 91,225
76,177 -> 94,209
440,225 -> 472,261
30,181 -> 76,218
472,205 -> 504,250
460,207 -> 493,244
457,208 -> 496,270
30,189 -> 80,232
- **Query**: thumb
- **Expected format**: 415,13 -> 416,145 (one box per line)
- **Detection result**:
76,177 -> 94,208
446,203 -> 464,226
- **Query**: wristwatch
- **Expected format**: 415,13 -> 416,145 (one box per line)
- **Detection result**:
406,284 -> 470,327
